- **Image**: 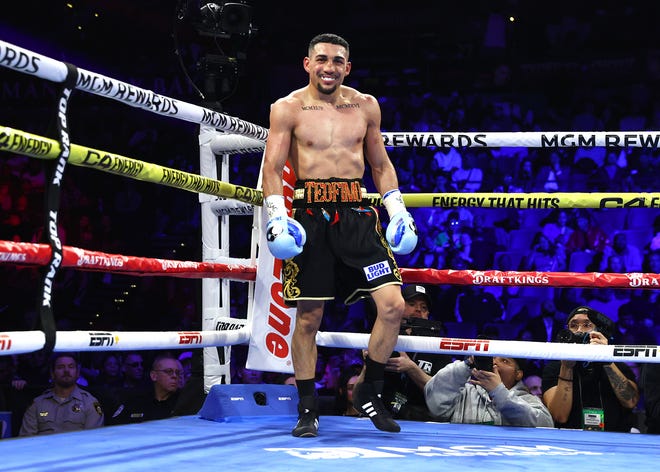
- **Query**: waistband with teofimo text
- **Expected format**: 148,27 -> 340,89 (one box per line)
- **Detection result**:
293,180 -> 369,207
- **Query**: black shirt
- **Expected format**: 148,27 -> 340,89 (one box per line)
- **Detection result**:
108,390 -> 181,425
542,360 -> 636,432
382,318 -> 452,421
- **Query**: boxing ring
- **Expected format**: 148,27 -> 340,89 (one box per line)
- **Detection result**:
1,38 -> 660,470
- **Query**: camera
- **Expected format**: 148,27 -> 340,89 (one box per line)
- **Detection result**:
472,355 -> 493,372
556,328 -> 591,344
400,318 -> 446,337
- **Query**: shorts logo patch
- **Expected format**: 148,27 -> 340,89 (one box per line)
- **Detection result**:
364,261 -> 392,281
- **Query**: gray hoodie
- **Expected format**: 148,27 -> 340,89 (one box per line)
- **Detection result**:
424,359 -> 554,428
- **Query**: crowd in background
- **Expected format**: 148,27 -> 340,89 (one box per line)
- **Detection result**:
1,1 -> 660,437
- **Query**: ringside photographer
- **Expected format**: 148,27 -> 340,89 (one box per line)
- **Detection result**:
380,285 -> 452,421
541,306 -> 639,432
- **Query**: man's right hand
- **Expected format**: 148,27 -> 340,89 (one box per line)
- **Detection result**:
264,194 -> 306,259
266,215 -> 306,259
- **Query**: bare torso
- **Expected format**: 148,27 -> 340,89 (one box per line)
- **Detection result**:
278,86 -> 372,180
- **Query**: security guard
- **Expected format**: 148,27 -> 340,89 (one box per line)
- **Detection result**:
19,352 -> 104,436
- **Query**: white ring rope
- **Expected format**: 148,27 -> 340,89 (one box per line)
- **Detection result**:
316,332 -> 660,364
0,40 -> 268,142
0,323 -> 250,356
382,131 -> 660,148
1,39 -> 659,367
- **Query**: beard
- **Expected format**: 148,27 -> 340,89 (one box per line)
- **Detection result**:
55,376 -> 76,389
316,82 -> 338,95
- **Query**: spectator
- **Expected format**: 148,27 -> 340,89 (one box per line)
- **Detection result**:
108,353 -> 185,425
520,231 -> 566,272
317,353 -> 343,396
93,353 -> 124,390
536,150 -> 570,192
177,351 -> 194,387
381,285 -> 452,421
588,150 -> 629,192
236,366 -> 265,385
564,210 -> 610,256
452,151 -> 483,192
523,374 -> 543,401
493,172 -> 524,193
432,147 -> 462,174
428,171 -> 458,194
541,209 -> 574,247
424,356 -> 553,427
597,232 -> 643,273
522,299 -> 565,343
517,158 -> 536,193
334,364 -> 362,417
455,285 -> 504,333
604,254 -> 626,273
122,351 -> 151,394
19,352 -> 104,436
431,210 -> 468,267
542,306 -> 639,432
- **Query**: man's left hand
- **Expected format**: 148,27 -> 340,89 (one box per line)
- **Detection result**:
386,211 -> 418,255
386,351 -> 416,373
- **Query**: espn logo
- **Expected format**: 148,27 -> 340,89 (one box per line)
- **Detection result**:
0,334 -> 11,350
439,338 -> 490,352
613,345 -> 658,358
178,332 -> 202,344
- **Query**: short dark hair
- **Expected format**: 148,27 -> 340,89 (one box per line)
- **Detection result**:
308,33 -> 349,55
50,352 -> 79,370
513,358 -> 527,372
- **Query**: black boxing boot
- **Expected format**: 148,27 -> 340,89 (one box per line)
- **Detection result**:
292,395 -> 319,437
353,380 -> 400,433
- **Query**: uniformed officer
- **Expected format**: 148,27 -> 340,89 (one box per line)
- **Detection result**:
19,352 -> 104,436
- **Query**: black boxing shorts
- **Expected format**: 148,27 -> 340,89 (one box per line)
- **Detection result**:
282,178 -> 402,306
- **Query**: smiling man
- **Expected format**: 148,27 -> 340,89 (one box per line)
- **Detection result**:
261,33 -> 418,437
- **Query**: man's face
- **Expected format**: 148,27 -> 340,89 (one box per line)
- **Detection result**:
493,357 -> 522,389
304,42 -> 351,95
403,296 -> 429,319
151,359 -> 183,394
524,375 -> 543,399
51,356 -> 79,389
123,354 -> 144,380
567,314 -> 596,334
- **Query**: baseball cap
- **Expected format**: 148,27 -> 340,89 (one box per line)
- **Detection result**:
566,305 -> 616,339
401,285 -> 432,309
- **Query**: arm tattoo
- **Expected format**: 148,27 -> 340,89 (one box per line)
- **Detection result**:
603,364 -> 637,404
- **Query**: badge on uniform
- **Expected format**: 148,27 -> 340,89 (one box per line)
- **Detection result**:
582,407 -> 605,431
94,402 -> 103,416
72,404 -> 82,413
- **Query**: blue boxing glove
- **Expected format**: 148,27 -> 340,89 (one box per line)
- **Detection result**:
383,189 -> 417,255
264,195 -> 306,259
